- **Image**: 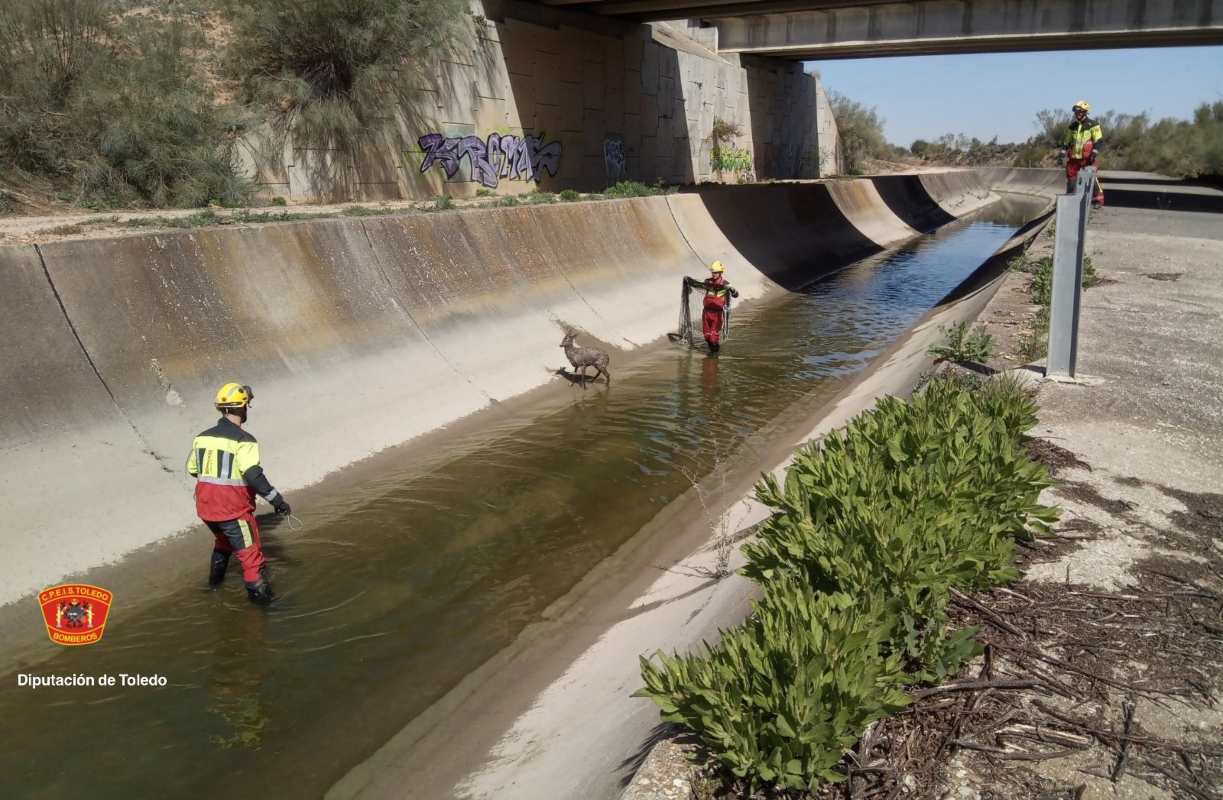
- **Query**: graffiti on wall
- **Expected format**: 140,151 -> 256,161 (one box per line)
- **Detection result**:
603,135 -> 626,181
417,132 -> 562,189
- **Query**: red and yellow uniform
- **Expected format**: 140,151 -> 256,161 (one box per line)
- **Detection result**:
1064,101 -> 1105,206
684,261 -> 739,352
187,383 -> 287,604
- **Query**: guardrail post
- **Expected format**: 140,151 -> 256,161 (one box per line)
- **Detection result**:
1046,166 -> 1094,378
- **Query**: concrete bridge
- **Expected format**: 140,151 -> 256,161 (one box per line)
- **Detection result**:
534,0 -> 1223,59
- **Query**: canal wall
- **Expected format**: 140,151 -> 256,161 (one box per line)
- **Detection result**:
0,170 -> 1056,606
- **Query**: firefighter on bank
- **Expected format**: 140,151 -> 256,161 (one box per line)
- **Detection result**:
1062,99 -> 1106,208
683,260 -> 739,353
186,383 -> 291,605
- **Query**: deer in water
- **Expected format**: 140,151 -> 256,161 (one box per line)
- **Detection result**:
560,329 -> 611,388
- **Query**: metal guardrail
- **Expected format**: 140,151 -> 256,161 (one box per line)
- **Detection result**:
1046,166 -> 1095,378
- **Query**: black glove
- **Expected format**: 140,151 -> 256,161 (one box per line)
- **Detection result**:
273,497 -> 291,516
1086,151 -> 1097,165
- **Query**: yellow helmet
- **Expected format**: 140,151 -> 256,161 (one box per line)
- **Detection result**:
1073,100 -> 1090,112
709,260 -> 725,273
214,382 -> 253,409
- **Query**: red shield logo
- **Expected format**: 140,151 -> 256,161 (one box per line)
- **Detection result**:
39,584 -> 113,646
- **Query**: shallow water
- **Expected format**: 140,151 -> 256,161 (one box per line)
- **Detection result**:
0,200 -> 1040,798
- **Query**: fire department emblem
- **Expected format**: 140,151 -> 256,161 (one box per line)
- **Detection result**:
38,584 -> 113,646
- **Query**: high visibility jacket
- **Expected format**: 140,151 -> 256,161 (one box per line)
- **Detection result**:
685,275 -> 739,307
1063,117 -> 1103,160
186,418 -> 281,522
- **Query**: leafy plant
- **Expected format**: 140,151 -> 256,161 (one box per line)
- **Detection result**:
433,194 -> 453,211
1016,306 -> 1050,363
638,582 -> 911,792
604,180 -> 665,198
640,376 -> 1058,793
710,118 -> 749,178
558,189 -> 580,202
928,321 -> 995,363
1028,255 -> 1099,309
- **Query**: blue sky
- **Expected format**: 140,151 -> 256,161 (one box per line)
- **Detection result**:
807,46 -> 1223,147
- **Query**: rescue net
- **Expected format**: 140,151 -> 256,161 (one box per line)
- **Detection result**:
676,280 -> 698,345
674,279 -> 732,347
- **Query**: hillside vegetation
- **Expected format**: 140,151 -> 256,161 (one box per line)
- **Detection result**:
0,0 -> 463,213
831,90 -> 1223,179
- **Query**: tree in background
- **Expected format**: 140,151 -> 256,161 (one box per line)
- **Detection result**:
828,90 -> 890,174
225,0 -> 466,155
0,0 -> 471,210
0,0 -> 248,208
981,104 -> 1223,178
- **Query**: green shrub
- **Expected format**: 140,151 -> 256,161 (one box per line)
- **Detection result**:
1029,255 -> 1098,306
475,188 -> 494,197
1016,306 -> 1050,363
0,3 -> 249,208
928,321 -> 995,363
639,582 -> 911,792
558,189 -> 580,202
499,195 -> 519,207
827,91 -> 891,175
710,117 -> 750,177
604,180 -> 663,198
641,376 -> 1058,793
271,196 -> 287,206
225,0 -> 466,154
1082,256 -> 1100,288
744,379 -> 1054,656
342,205 -> 378,216
525,191 -> 555,204
1029,257 -> 1054,306
433,195 -> 453,211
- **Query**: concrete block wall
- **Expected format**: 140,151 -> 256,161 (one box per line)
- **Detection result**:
242,0 -> 840,203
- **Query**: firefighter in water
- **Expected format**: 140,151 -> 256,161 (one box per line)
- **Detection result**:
683,260 -> 739,353
1063,100 -> 1105,208
186,383 -> 291,605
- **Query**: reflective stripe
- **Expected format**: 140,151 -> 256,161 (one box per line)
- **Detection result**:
265,489 -> 280,502
196,476 -> 247,487
237,518 -> 253,549
220,450 -> 233,479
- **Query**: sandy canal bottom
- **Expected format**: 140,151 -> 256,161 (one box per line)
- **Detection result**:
0,199 -> 1041,798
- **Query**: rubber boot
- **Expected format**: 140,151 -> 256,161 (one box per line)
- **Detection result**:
707,341 -> 720,354
244,568 -> 275,606
208,550 -> 230,587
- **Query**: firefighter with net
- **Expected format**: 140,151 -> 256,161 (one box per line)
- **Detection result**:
680,261 -> 738,353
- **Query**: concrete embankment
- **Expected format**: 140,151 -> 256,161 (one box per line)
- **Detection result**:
0,171 -> 1036,607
